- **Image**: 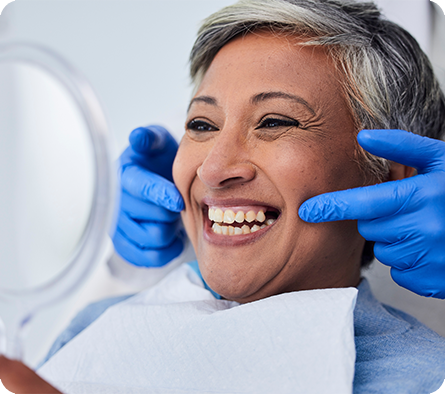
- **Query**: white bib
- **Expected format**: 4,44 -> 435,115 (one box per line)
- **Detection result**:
38,264 -> 357,394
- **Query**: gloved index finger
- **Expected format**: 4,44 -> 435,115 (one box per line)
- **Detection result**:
124,125 -> 179,182
129,125 -> 178,156
299,180 -> 415,223
358,129 -> 445,173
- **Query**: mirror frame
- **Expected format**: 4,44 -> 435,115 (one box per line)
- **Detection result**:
0,42 -> 116,351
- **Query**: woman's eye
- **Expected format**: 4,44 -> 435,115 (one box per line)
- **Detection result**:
256,117 -> 300,129
187,119 -> 218,132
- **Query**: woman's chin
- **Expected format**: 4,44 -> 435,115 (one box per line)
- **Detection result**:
200,261 -> 277,303
200,265 -> 251,299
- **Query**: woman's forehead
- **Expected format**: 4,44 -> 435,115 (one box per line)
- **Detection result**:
192,32 -> 347,115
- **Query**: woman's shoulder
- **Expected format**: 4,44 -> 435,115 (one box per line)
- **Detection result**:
39,262 -> 213,368
38,294 -> 133,368
354,278 -> 445,393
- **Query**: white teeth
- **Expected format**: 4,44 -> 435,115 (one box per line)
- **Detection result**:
256,211 -> 266,222
214,208 -> 223,223
235,211 -> 244,223
209,208 -> 269,224
212,220 -> 276,236
242,225 -> 251,234
223,210 -> 235,224
212,222 -> 222,234
245,211 -> 256,223
210,207 -> 277,235
251,224 -> 261,233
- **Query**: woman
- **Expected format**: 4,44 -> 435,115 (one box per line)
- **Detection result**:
2,0 -> 445,392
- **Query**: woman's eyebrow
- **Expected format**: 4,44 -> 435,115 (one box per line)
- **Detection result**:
251,92 -> 316,116
188,95 -> 218,112
187,92 -> 316,115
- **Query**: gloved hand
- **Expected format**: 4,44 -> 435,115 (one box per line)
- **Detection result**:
112,125 -> 185,267
299,129 -> 445,298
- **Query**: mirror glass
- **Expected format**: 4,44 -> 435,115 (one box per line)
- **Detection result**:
0,61 -> 95,291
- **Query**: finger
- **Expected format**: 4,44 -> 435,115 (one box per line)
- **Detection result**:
357,215 -> 415,243
124,126 -> 179,182
120,191 -> 180,222
299,179 -> 416,223
116,213 -> 179,248
357,218 -> 394,243
113,230 -> 184,268
121,166 -> 184,212
373,238 -> 425,272
358,129 -> 445,172
129,125 -> 178,156
390,267 -> 445,299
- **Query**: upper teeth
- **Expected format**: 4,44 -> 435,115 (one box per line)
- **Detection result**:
209,208 -> 267,224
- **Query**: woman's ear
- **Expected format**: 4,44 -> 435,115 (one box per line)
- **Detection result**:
386,161 -> 416,181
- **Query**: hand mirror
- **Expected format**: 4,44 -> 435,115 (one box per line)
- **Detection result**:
0,43 -> 115,360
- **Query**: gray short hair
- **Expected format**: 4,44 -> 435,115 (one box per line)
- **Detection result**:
189,0 -> 445,182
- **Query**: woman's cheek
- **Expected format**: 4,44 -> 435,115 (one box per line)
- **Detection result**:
172,141 -> 183,188
173,142 -> 201,234
172,144 -> 191,199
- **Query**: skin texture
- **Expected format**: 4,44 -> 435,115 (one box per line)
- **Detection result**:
174,32 -> 377,304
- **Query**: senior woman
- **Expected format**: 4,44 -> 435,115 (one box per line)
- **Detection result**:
114,4 -> 445,300
2,0 -> 445,393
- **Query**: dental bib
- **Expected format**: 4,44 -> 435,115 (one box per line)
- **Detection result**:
38,263 -> 357,394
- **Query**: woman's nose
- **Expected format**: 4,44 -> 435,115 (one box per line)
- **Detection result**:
197,131 -> 256,189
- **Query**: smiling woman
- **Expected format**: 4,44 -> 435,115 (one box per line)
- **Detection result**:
174,32 -> 366,303
2,0 -> 445,393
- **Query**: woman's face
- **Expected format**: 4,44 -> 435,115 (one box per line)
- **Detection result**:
173,32 -> 368,303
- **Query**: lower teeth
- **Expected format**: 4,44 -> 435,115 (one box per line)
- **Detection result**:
212,220 -> 274,235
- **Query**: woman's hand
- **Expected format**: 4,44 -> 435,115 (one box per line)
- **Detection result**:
112,126 -> 185,267
299,129 -> 445,298
0,356 -> 61,393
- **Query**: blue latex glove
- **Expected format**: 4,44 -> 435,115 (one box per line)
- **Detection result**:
112,125 -> 185,267
299,129 -> 445,298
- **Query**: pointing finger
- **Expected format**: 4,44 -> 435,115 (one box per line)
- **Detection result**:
358,129 -> 445,173
299,179 -> 416,223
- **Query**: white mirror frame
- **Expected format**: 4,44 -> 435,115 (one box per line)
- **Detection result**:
0,42 -> 116,359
